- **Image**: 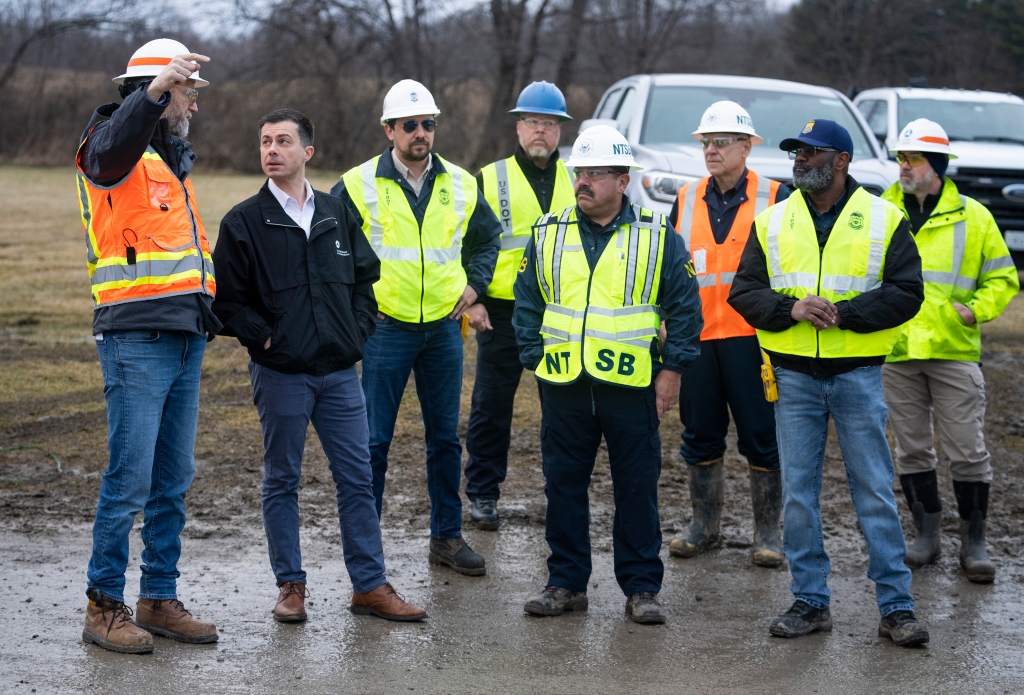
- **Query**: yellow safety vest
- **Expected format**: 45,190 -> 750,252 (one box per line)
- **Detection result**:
479,156 -> 575,300
882,178 -> 1020,362
341,154 -> 478,323
534,204 -> 666,388
753,187 -> 906,358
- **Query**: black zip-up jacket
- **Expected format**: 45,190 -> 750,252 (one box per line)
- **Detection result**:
728,176 -> 924,378
513,196 -> 703,376
475,146 -> 564,311
78,86 -> 221,337
212,184 -> 380,375
330,148 -> 501,331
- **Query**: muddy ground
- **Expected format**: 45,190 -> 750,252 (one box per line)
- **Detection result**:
2,167 -> 1023,693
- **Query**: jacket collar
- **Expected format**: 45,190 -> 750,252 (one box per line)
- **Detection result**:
256,182 -> 336,237
513,145 -> 560,180
882,176 -> 966,229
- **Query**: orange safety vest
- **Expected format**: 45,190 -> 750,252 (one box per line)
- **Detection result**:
675,171 -> 779,341
75,137 -> 215,309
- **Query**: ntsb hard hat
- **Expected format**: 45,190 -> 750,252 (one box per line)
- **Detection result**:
563,125 -> 642,171
691,101 -> 762,145
113,38 -> 208,87
890,118 -> 958,159
509,81 -> 571,121
381,79 -> 440,125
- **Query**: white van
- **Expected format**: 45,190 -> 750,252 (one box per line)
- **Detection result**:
855,87 -> 1024,264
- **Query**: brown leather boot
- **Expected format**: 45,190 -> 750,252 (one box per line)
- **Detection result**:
82,591 -> 154,654
135,599 -> 218,643
273,581 -> 308,622
350,583 -> 427,622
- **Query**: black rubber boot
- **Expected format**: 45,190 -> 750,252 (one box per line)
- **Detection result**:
900,471 -> 942,569
953,480 -> 995,583
748,468 -> 784,568
669,458 -> 724,558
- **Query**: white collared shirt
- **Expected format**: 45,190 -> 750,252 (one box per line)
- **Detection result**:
391,149 -> 432,197
268,178 -> 315,238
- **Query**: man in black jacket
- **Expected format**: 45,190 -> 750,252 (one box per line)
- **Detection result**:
729,119 -> 929,647
213,110 -> 426,624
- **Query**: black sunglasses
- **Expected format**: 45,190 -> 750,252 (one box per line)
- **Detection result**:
390,118 -> 437,133
788,146 -> 838,160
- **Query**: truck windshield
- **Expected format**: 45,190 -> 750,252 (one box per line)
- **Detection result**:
642,85 -> 876,159
898,99 -> 1024,144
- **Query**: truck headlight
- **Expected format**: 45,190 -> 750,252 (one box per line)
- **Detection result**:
641,171 -> 699,203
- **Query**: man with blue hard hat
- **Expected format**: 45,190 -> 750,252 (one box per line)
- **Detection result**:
464,82 -> 576,529
729,119 -> 931,647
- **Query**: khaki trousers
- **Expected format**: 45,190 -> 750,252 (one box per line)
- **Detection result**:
882,360 -> 992,483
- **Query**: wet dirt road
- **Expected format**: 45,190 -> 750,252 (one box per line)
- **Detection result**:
3,518 -> 1023,695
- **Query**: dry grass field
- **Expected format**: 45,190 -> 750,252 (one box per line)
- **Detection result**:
2,165 -> 1023,575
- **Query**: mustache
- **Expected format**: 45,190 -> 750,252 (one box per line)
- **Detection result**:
575,185 -> 595,198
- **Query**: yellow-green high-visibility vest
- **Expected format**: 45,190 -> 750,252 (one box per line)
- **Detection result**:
479,156 -> 575,300
534,204 -> 666,388
753,187 -> 907,358
341,154 -> 478,323
882,178 -> 1020,362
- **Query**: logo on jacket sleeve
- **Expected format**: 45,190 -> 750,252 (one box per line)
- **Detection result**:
518,255 -> 529,273
848,211 -> 864,230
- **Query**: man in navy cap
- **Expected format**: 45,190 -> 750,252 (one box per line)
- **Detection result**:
729,119 -> 930,647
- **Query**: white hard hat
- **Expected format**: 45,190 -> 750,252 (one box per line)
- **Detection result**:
381,79 -> 440,125
113,38 -> 208,87
563,125 -> 642,171
691,101 -> 762,145
890,118 -> 958,159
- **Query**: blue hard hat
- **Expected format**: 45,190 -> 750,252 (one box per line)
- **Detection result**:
509,81 -> 572,121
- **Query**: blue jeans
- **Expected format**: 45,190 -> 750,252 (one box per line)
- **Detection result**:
250,363 -> 386,593
774,365 -> 914,617
87,330 -> 205,602
361,317 -> 464,539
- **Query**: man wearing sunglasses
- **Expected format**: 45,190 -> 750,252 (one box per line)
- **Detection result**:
514,125 -> 702,625
76,39 -> 219,653
880,119 -> 1018,583
464,81 -> 577,530
332,80 -> 501,577
729,119 -> 930,647
665,101 -> 790,569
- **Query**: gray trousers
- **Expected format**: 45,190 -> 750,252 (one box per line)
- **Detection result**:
882,360 -> 992,483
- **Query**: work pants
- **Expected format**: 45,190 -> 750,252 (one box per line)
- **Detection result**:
540,378 -> 664,597
88,330 -> 204,603
464,303 -> 522,501
250,363 -> 387,593
361,316 -> 464,539
677,335 -> 779,470
882,360 -> 992,483
773,365 -> 914,617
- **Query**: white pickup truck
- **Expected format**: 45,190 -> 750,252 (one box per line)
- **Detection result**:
854,87 -> 1024,265
574,74 -> 898,217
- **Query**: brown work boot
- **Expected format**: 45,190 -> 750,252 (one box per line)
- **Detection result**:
82,590 -> 154,654
351,582 -> 428,622
136,598 -> 218,644
273,581 -> 308,622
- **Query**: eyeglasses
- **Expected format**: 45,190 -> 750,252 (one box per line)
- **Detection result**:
700,136 -> 749,149
181,87 -> 198,104
394,119 -> 436,133
573,167 -> 623,181
895,152 -> 929,167
788,146 -> 838,160
521,117 -> 559,131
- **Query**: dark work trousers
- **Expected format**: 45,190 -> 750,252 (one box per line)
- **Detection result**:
464,302 -> 522,501
678,336 -> 779,471
540,378 -> 664,597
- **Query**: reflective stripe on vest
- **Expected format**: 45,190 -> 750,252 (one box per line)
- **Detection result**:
482,157 -> 576,300
754,188 -> 904,358
75,143 -> 214,308
676,172 -> 777,340
341,154 -> 475,322
919,196 -> 977,291
534,204 -> 666,388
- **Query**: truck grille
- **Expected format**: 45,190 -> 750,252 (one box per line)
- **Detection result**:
948,167 -> 1024,231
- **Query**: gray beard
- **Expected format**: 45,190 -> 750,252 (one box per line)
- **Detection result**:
169,116 -> 189,139
899,170 -> 937,196
793,159 -> 834,194
526,144 -> 553,161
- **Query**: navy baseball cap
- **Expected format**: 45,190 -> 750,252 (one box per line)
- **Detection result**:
779,119 -> 853,156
